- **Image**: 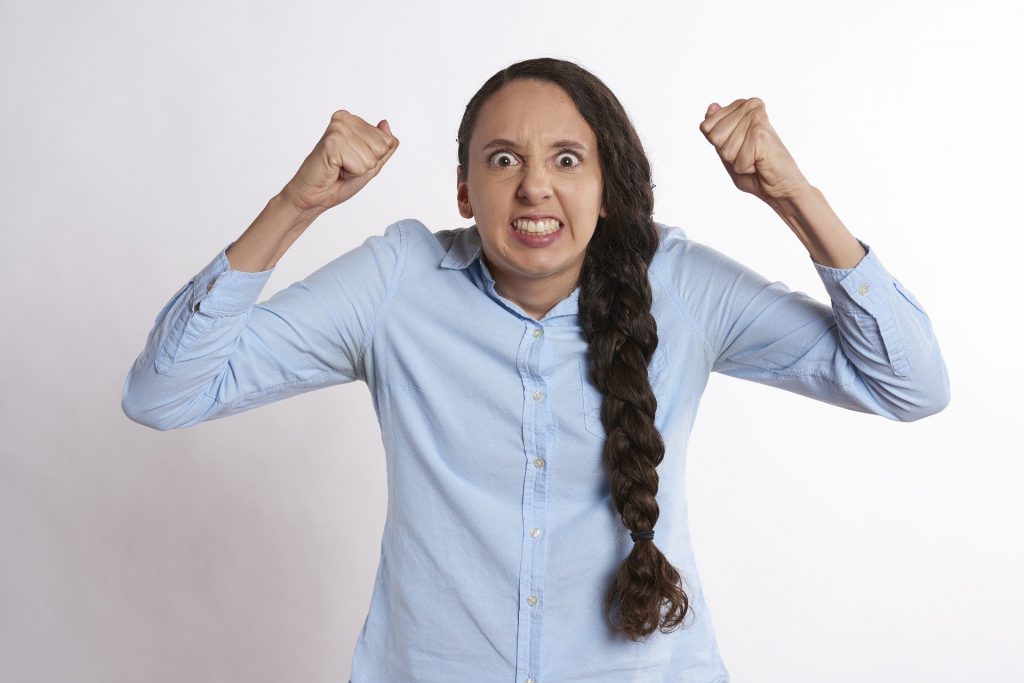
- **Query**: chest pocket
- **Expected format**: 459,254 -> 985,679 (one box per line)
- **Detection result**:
579,345 -> 669,439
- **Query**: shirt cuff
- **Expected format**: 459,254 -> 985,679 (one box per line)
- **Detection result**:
189,241 -> 275,316
811,238 -> 884,308
810,237 -> 910,377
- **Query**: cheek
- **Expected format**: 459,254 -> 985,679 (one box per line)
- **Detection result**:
571,177 -> 603,207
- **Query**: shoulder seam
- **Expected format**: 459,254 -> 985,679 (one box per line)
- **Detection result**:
652,255 -> 715,360
356,219 -> 409,380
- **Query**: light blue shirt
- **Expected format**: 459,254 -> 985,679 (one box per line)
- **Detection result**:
122,219 -> 950,682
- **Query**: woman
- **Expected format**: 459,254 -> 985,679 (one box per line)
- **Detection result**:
123,57 -> 950,682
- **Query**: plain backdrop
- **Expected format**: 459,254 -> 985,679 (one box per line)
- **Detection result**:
1,0 -> 1021,681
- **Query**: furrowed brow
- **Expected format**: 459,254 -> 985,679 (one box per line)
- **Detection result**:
481,138 -> 588,152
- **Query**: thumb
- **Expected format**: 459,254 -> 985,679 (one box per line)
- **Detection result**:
379,119 -> 394,138
706,102 -> 721,117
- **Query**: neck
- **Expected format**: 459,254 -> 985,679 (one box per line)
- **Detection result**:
484,255 -> 578,321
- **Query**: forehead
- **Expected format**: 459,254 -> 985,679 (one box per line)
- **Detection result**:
473,79 -> 596,148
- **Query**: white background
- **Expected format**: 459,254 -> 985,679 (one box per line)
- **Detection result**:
2,0 -> 1021,681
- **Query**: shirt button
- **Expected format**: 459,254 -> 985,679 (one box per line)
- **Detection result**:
534,457 -> 545,468
858,284 -> 870,295
207,281 -> 215,292
531,528 -> 541,538
527,595 -> 538,606
533,390 -> 544,401
532,328 -> 542,338
526,678 -> 535,683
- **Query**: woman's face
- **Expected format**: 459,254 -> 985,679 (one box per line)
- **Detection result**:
457,79 -> 605,301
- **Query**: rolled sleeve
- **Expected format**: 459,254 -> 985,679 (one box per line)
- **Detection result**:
154,242 -> 275,375
811,238 -> 911,378
189,241 -> 275,316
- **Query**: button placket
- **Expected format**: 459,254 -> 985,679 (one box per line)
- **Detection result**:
515,321 -> 550,680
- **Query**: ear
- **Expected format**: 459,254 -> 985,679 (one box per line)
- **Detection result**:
456,165 -> 473,219
599,204 -> 607,219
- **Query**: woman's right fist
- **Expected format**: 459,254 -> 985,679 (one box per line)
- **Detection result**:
281,110 -> 399,213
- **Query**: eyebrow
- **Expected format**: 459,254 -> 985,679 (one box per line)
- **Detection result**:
480,138 -> 589,153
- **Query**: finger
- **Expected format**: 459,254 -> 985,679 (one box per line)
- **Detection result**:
378,120 -> 399,152
703,100 -> 749,149
699,97 -> 746,136
375,134 -> 400,169
733,106 -> 769,174
720,109 -> 755,167
355,117 -> 395,158
379,119 -> 397,143
349,130 -> 381,174
333,127 -> 378,176
734,123 -> 763,176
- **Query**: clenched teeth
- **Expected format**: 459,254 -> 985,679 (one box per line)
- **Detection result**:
513,218 -> 562,234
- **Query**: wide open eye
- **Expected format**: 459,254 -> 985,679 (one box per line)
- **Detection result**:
556,150 -> 583,168
488,150 -> 519,169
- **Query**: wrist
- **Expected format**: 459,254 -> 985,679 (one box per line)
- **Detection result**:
276,186 -> 327,222
767,183 -> 822,219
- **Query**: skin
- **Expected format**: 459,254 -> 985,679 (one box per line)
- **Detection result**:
453,88 -> 864,320
456,79 -> 607,321
699,98 -> 866,268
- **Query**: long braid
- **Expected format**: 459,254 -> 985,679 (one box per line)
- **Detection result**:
580,213 -> 688,640
456,56 -> 692,641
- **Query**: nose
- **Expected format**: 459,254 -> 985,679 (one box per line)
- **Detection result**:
516,162 -> 553,204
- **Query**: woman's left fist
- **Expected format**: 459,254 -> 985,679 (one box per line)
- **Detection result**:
700,98 -> 811,206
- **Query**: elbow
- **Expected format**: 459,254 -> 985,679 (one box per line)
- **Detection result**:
896,364 -> 951,422
121,392 -> 175,431
121,369 -> 177,431
897,388 -> 950,422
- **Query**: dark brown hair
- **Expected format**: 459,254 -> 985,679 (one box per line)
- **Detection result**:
456,57 -> 690,641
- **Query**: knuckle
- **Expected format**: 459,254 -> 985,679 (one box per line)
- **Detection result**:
324,129 -> 346,146
745,98 -> 766,115
326,119 -> 349,135
348,159 -> 368,176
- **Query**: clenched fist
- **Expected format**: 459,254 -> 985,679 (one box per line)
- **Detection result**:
699,98 -> 811,207
281,110 -> 399,213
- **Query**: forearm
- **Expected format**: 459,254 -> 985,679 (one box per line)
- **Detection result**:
225,191 -> 325,272
768,185 -> 867,269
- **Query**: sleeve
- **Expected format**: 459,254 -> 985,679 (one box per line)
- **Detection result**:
121,219 -> 406,430
665,232 -> 950,422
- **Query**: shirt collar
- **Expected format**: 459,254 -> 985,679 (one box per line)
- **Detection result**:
439,224 -> 581,320
439,224 -> 483,270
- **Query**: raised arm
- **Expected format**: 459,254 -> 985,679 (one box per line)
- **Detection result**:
122,111 -> 402,430
679,97 -> 950,421
682,234 -> 949,421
